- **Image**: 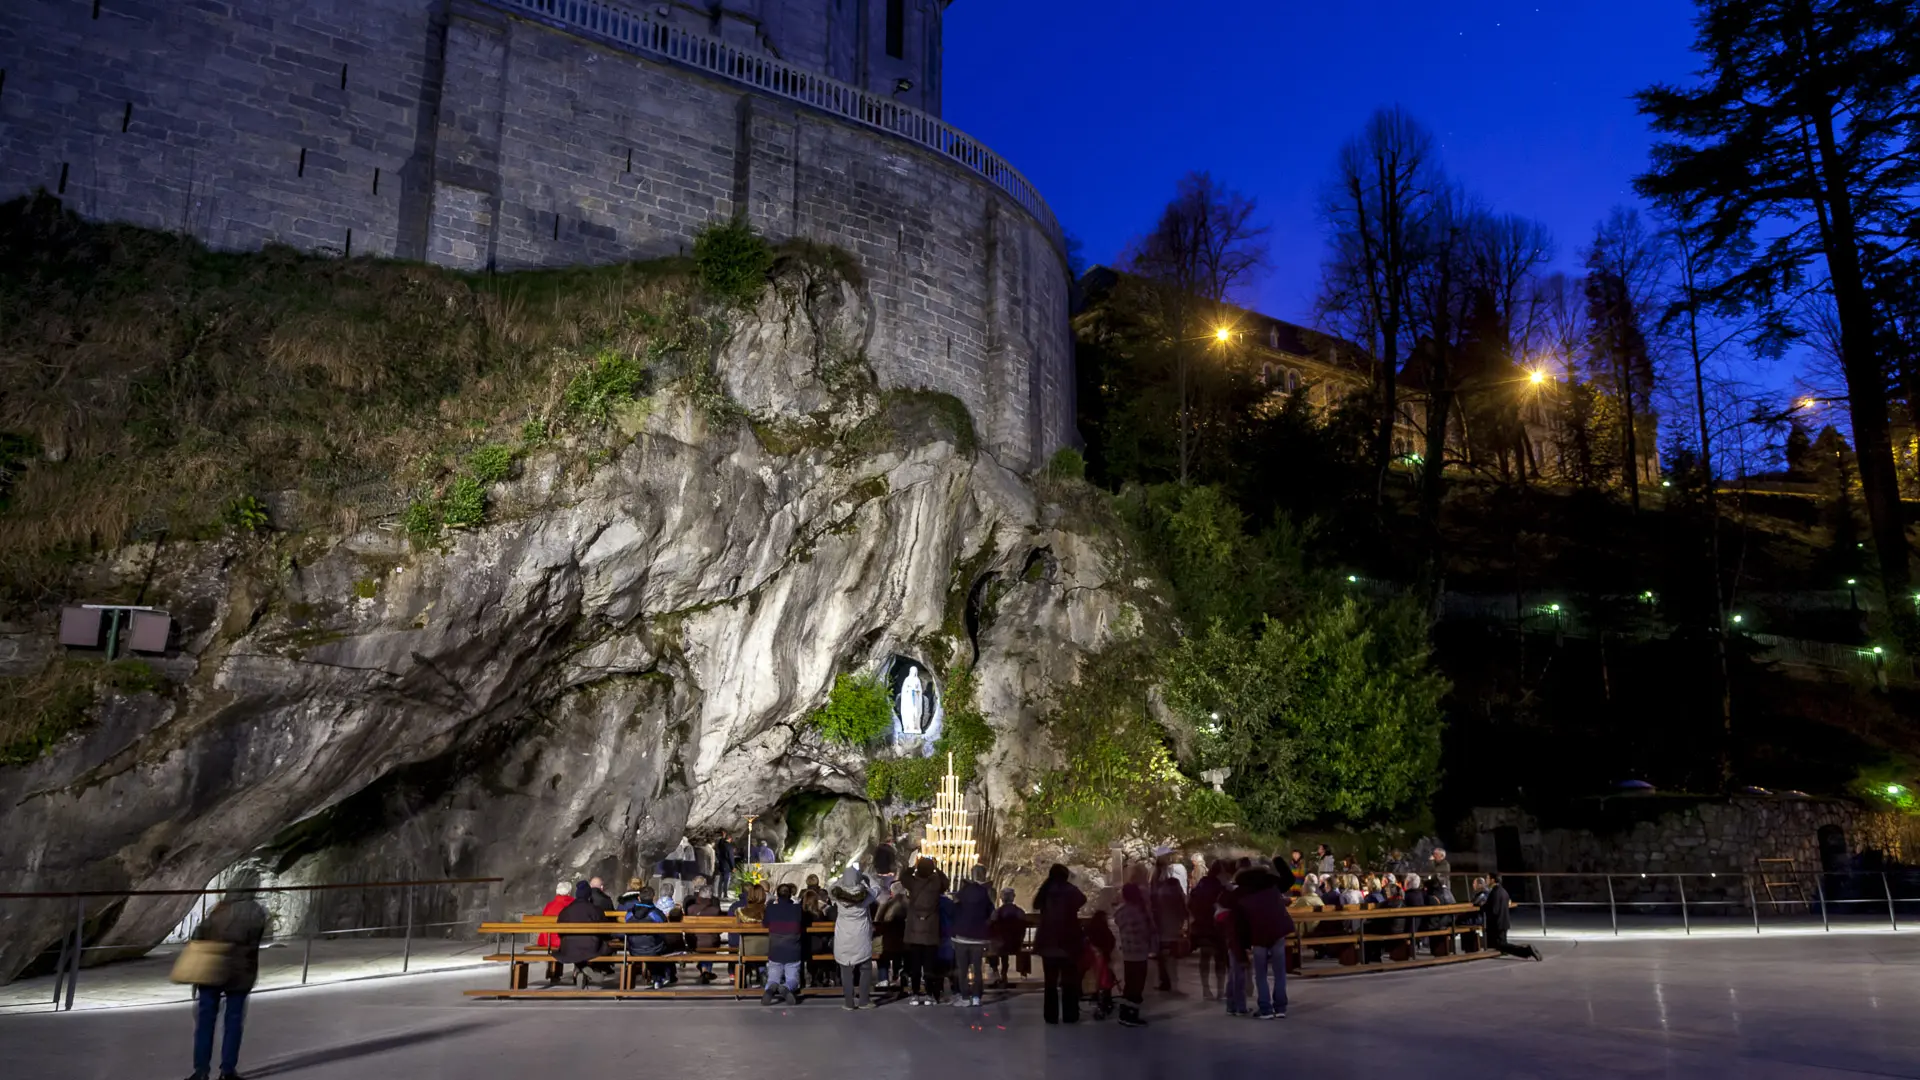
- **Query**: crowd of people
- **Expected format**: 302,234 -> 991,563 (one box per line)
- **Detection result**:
535,841 -> 1538,1026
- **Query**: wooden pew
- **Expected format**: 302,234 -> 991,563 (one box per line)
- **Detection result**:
474,914 -> 840,998
1285,901 -> 1493,977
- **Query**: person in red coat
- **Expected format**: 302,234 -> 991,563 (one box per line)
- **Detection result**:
536,880 -> 573,949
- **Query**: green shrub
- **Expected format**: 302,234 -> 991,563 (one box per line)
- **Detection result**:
222,494 -> 271,532
401,499 -> 441,544
1047,447 -> 1086,481
469,444 -> 515,485
693,219 -> 775,307
351,577 -> 379,600
0,659 -> 165,766
520,417 -> 549,445
809,672 -> 895,746
441,476 -> 486,528
564,350 -> 646,421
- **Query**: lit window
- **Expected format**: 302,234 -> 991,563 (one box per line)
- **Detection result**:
1269,325 -> 1279,349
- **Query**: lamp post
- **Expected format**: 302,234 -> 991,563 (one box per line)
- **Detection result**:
1846,577 -> 1859,611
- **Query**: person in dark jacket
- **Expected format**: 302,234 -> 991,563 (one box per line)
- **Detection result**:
553,881 -> 611,988
1231,863 -> 1294,1019
683,886 -> 722,983
876,881 -> 909,993
1187,857 -> 1232,1001
1114,884 -> 1156,1028
1150,854 -> 1188,992
586,876 -> 615,914
763,883 -> 806,1004
1084,909 -> 1117,1020
186,890 -> 268,1080
951,865 -> 995,1005
713,832 -> 736,899
621,886 -> 671,988
988,888 -> 1026,988
1032,863 -> 1087,1024
1482,876 -> 1540,960
901,856 -> 949,1004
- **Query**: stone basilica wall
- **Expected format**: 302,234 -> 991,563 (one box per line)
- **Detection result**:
0,0 -> 1072,467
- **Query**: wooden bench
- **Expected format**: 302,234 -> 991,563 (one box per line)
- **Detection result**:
1286,902 -> 1493,976
474,914 -> 842,998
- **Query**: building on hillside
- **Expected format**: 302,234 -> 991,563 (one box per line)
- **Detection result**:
1079,267 -> 1660,487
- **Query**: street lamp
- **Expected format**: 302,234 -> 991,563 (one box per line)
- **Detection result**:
1528,368 -> 1547,386
1214,326 -> 1232,343
1846,577 -> 1859,610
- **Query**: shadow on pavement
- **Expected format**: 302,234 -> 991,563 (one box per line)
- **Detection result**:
247,1019 -> 495,1077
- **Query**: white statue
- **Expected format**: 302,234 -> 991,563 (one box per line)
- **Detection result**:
899,666 -> 926,736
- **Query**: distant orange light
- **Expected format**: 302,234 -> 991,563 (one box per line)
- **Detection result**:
1799,397 -> 1817,410
1529,369 -> 1547,386
1214,327 -> 1232,343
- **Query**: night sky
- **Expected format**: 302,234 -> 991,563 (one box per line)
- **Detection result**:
944,0 -> 1702,328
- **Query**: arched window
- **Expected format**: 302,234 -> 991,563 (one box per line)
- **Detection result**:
1286,369 -> 1301,392
1268,325 -> 1280,349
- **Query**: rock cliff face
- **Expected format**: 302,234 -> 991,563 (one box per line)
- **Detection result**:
0,268 -> 1129,982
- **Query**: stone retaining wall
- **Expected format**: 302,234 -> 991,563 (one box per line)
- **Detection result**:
0,0 -> 1073,467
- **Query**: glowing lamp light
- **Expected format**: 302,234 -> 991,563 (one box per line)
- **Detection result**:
1209,712 -> 1221,721
1214,327 -> 1232,343
1731,614 -> 1744,624
1873,646 -> 1885,655
1347,574 -> 1359,583
1800,397 -> 1817,410
1888,784 -> 1906,796
1549,604 -> 1561,613
1661,479 -> 1672,488
1528,368 -> 1547,386
1847,578 -> 1858,586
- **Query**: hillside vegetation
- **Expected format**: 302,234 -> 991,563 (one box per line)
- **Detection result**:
0,196 -> 830,604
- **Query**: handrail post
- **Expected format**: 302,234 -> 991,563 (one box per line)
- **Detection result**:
1677,875 -> 1690,935
1606,875 -> 1618,937
1746,875 -> 1760,934
1813,872 -> 1830,932
64,896 -> 84,1011
402,884 -> 415,973
1536,875 -> 1546,937
1884,872 -> 1899,931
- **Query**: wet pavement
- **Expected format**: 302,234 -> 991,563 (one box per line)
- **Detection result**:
1,933 -> 1915,1079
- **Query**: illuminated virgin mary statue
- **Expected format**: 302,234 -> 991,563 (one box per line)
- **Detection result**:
897,665 -> 927,736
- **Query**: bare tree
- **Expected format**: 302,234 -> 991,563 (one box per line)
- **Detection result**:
1126,171 -> 1269,485
1317,107 -> 1440,505
1467,214 -> 1556,481
1584,207 -> 1666,511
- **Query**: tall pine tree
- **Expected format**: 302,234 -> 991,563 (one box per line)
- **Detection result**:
1635,0 -> 1920,635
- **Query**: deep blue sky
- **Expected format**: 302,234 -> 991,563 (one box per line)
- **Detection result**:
943,0 -> 1702,327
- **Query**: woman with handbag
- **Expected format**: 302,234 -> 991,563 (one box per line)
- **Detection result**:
175,890 -> 268,1080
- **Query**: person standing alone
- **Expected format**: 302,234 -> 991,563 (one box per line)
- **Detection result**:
184,889 -> 268,1080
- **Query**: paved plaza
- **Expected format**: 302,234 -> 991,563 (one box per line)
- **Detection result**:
2,934 -> 1916,1079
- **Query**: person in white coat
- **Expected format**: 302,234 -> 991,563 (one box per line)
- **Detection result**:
830,866 -> 877,1010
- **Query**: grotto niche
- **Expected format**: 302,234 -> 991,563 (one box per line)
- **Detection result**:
884,655 -> 943,750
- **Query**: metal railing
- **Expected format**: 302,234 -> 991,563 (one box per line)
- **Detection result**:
480,0 -> 1066,255
1489,870 -> 1920,936
0,877 -> 502,1012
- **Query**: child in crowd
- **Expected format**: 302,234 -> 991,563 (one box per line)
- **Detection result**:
987,887 -> 1026,987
